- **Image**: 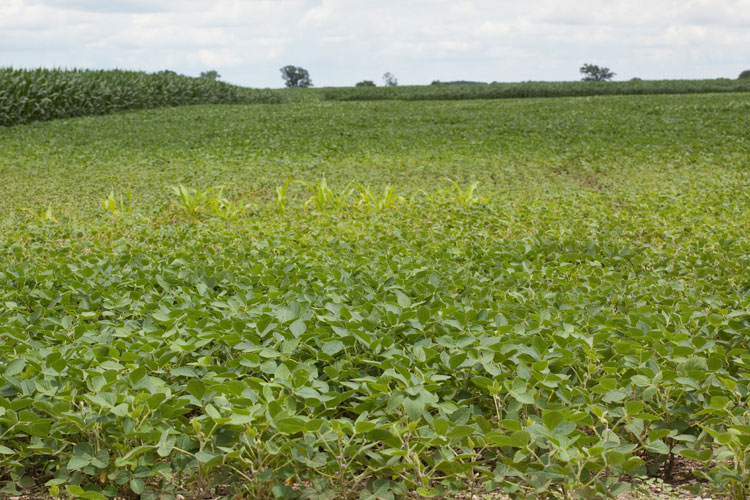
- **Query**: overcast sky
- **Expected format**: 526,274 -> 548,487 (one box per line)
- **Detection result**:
1,0 -> 749,88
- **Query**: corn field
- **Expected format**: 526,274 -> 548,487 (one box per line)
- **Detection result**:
0,68 -> 281,127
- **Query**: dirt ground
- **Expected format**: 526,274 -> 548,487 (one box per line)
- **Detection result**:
4,456 -> 727,500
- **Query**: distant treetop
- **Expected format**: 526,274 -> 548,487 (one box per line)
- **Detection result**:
356,80 -> 376,87
280,65 -> 312,88
739,69 -> 750,79
580,64 -> 615,82
199,70 -> 220,81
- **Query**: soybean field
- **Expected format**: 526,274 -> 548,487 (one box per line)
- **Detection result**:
0,90 -> 749,500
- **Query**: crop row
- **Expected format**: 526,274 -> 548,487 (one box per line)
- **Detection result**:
18,179 -> 492,224
0,68 -> 280,127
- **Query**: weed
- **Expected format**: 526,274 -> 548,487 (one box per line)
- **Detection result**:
164,184 -> 218,221
441,178 -> 496,207
209,196 -> 251,223
355,183 -> 404,211
100,190 -> 134,216
18,205 -> 57,222
298,178 -> 354,210
275,178 -> 297,213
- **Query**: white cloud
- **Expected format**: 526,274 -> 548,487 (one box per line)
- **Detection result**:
477,21 -> 510,37
1,0 -> 749,86
299,2 -> 335,26
436,41 -> 480,52
198,49 -> 243,67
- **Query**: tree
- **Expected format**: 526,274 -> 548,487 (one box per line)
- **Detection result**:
382,72 -> 398,87
355,80 -> 376,87
739,70 -> 750,79
199,70 -> 220,81
579,64 -> 615,81
280,66 -> 312,88
157,70 -> 177,76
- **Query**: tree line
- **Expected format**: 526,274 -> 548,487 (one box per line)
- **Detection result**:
186,63 -> 750,87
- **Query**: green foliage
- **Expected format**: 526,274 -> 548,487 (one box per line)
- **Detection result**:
209,195 -> 252,224
164,184 -> 252,224
739,70 -> 750,80
18,206 -> 57,222
580,63 -> 616,82
298,178 -> 354,210
696,409 -> 750,499
355,80 -> 376,87
199,70 -> 220,81
275,178 -> 297,214
280,65 -> 312,88
355,183 -> 404,211
164,184 -> 222,221
0,67 -> 279,127
1,92 -> 750,499
100,191 -> 134,217
440,178 -> 493,207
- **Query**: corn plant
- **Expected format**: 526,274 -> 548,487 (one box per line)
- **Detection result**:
275,178 -> 297,213
164,184 -> 218,221
442,178 -> 496,207
100,190 -> 134,216
409,189 -> 436,204
298,178 -> 354,210
442,178 -> 480,206
209,196 -> 251,223
355,183 -> 404,211
19,206 -> 57,222
330,185 -> 356,209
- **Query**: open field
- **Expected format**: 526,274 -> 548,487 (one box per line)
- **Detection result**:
1,92 -> 749,499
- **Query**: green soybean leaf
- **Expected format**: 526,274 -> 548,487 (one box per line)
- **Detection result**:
290,318 -> 306,337
542,410 -> 564,431
274,417 -> 307,434
65,485 -> 107,500
322,341 -> 344,356
187,379 -> 205,401
5,358 -> 25,377
130,479 -> 145,495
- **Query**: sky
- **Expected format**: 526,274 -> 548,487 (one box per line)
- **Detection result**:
1,0 -> 749,88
